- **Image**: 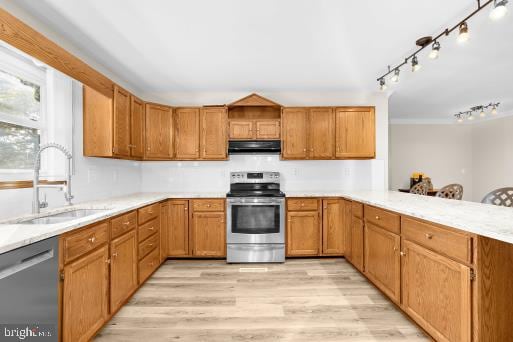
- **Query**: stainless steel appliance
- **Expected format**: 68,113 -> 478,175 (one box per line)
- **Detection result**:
226,171 -> 285,263
0,237 -> 58,338
228,140 -> 281,155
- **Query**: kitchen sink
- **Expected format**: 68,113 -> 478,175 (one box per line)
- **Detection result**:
18,209 -> 109,224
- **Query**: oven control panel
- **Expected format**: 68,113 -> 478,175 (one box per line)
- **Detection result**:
230,171 -> 280,184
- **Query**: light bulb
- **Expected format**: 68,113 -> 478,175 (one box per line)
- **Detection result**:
457,117 -> 464,123
490,0 -> 508,20
457,22 -> 469,44
379,78 -> 387,91
491,106 -> 498,115
480,109 -> 486,117
428,41 -> 441,59
391,69 -> 400,83
468,114 -> 474,121
411,56 -> 421,72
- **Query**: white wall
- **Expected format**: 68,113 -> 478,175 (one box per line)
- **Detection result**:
0,82 -> 141,220
390,116 -> 513,202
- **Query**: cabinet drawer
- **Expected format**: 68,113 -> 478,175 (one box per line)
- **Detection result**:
138,217 -> 159,242
402,217 -> 472,264
111,211 -> 137,239
287,198 -> 319,211
139,246 -> 160,283
364,205 -> 400,234
192,199 -> 225,212
138,203 -> 159,224
62,222 -> 109,264
139,232 -> 159,260
351,202 -> 363,218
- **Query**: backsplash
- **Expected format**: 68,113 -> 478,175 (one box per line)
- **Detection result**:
140,155 -> 386,193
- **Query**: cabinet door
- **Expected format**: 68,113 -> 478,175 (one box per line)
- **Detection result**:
110,230 -> 138,313
145,104 -> 173,159
83,86 -> 113,157
343,200 -> 352,262
309,108 -> 335,159
191,212 -> 225,257
168,200 -> 190,256
364,223 -> 400,303
322,199 -> 344,255
229,120 -> 254,140
201,107 -> 227,160
62,246 -> 109,342
351,216 -> 364,272
286,211 -> 320,256
402,240 -> 471,342
160,202 -> 169,262
130,96 -> 145,158
175,108 -> 200,159
282,108 -> 308,159
113,85 -> 131,157
335,108 -> 375,158
256,120 -> 280,139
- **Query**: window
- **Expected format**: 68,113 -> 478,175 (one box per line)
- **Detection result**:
0,46 -> 46,172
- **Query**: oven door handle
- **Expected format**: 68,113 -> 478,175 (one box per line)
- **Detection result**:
228,202 -> 284,206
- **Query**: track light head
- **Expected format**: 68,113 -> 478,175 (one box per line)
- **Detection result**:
457,116 -> 464,123
491,105 -> 498,115
480,108 -> 486,117
379,78 -> 387,91
468,114 -> 474,121
457,22 -> 469,44
411,56 -> 421,72
391,68 -> 400,83
428,41 -> 441,59
490,0 -> 508,20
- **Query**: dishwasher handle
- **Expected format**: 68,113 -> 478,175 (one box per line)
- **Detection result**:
0,248 -> 54,280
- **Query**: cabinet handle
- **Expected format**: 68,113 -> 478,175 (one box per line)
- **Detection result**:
207,204 -> 211,208
148,210 -> 153,214
112,252 -> 118,258
393,247 -> 398,251
148,243 -> 153,247
88,236 -> 96,244
123,221 -> 131,226
375,216 -> 380,220
303,148 -> 307,152
149,226 -> 155,231
128,144 -> 136,148
105,259 -> 111,264
147,147 -> 150,151
425,233 -> 433,239
185,207 -> 188,211
400,251 -> 406,257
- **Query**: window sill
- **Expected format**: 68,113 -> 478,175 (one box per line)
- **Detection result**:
0,180 -> 66,190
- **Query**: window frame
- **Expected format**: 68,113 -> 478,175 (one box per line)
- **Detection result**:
0,47 -> 47,175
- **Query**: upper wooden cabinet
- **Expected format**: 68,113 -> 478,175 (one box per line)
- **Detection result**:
229,120 -> 254,139
281,108 -> 309,159
83,85 -> 114,157
228,119 -> 280,140
145,103 -> 173,159
201,107 -> 228,160
113,85 -> 131,157
335,107 -> 375,158
175,108 -> 200,159
130,96 -> 145,158
309,108 -> 335,159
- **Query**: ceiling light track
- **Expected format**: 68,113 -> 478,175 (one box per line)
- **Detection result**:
454,102 -> 500,122
377,0 -> 506,88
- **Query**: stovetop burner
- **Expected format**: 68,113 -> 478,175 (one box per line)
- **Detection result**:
227,171 -> 284,198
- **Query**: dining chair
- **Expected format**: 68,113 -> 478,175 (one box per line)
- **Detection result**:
481,187 -> 513,207
410,181 -> 429,195
435,184 -> 464,200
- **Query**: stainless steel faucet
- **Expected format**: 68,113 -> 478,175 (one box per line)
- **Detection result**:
32,143 -> 74,214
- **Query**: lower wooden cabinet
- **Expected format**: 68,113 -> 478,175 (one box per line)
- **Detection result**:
322,199 -> 344,255
343,199 -> 352,262
364,223 -> 400,303
191,211 -> 226,257
168,200 -> 190,256
110,230 -> 138,313
350,215 -> 364,272
402,240 -> 471,342
62,245 -> 109,342
160,201 -> 169,262
286,211 -> 320,256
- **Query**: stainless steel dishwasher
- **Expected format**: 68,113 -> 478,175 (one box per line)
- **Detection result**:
0,237 -> 58,341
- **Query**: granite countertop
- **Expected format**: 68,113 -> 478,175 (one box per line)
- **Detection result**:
2,190 -> 513,255
0,192 -> 225,254
287,190 -> 513,245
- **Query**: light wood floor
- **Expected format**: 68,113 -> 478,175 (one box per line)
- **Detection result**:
95,258 -> 429,342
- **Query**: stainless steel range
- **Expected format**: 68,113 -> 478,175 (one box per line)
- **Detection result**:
226,171 -> 285,263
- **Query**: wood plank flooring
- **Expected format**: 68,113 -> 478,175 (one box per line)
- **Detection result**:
95,258 -> 428,342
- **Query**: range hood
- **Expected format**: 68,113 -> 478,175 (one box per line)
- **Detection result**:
228,140 -> 281,154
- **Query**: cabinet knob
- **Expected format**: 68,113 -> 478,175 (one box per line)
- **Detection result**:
148,243 -> 153,247
393,247 -> 398,251
88,236 -> 96,243
105,259 -> 111,264
112,252 -> 118,258
185,207 -> 188,210
303,148 -> 307,152
207,204 -> 211,207
149,226 -> 155,231
425,233 -> 433,239
375,216 -> 380,220
400,251 -> 406,257
123,221 -> 131,226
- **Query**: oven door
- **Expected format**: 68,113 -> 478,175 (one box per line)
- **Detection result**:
227,197 -> 285,244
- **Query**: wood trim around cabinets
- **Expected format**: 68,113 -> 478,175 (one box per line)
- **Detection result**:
0,8 -> 114,97
0,180 -> 67,190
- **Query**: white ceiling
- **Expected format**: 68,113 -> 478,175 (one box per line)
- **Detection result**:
13,0 -> 513,120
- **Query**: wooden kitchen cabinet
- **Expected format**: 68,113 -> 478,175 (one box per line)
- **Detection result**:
256,120 -> 280,139
83,85 -> 114,157
281,108 -> 309,159
364,223 -> 400,303
191,211 -> 226,257
62,245 -> 109,342
200,107 -> 228,160
175,107 -> 200,159
145,103 -> 173,159
168,200 -> 190,256
309,108 -> 335,159
335,107 -> 375,158
322,199 -> 344,255
113,85 -> 131,157
286,211 -> 320,256
402,240 -> 471,342
130,95 -> 145,158
228,119 -> 280,140
160,201 -> 169,262
229,120 -> 254,139
343,200 -> 353,262
351,216 -> 364,272
109,230 -> 138,313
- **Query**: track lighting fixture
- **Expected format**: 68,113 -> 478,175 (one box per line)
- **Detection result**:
379,78 -> 387,91
428,41 -> 441,59
376,0 -> 508,89
490,0 -> 508,20
454,102 -> 500,122
391,68 -> 400,83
